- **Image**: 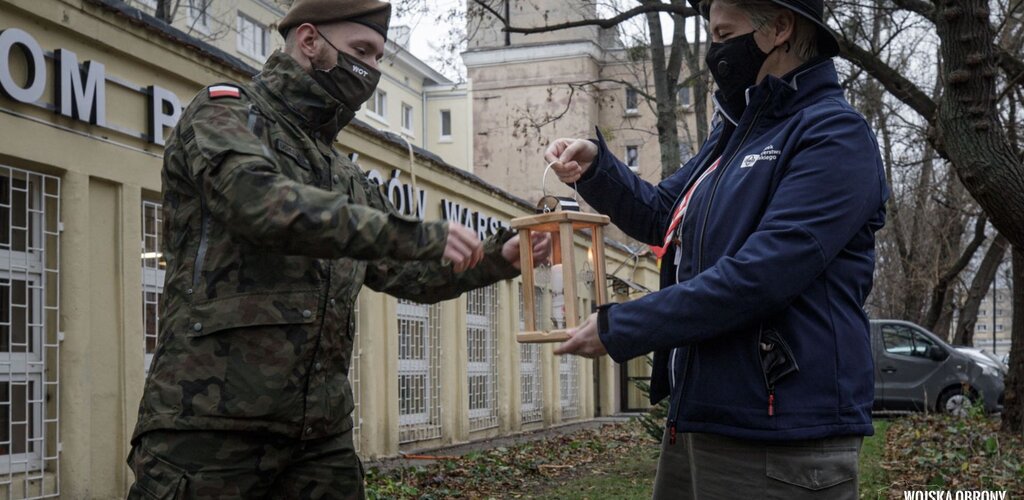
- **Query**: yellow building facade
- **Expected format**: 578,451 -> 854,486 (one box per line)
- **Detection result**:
0,0 -> 658,497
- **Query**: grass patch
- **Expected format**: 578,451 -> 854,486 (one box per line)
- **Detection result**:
881,409 -> 1024,495
365,421 -> 658,499
528,438 -> 657,499
860,419 -> 892,499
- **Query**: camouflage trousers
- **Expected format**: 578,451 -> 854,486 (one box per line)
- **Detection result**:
127,428 -> 364,499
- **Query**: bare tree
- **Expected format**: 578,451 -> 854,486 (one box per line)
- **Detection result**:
953,234 -> 1010,346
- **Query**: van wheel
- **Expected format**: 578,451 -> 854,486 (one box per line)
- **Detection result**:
937,387 -> 974,417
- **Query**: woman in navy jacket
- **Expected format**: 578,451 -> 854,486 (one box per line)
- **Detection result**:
545,0 -> 888,497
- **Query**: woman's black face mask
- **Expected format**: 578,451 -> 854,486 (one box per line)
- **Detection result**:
705,32 -> 777,116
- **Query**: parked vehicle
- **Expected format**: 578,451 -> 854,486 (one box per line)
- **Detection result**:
870,320 -> 1004,416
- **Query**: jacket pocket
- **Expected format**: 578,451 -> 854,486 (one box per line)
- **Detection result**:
128,445 -> 187,500
758,326 -> 800,416
765,446 -> 857,493
187,289 -> 320,338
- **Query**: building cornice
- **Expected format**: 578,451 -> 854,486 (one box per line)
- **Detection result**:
386,41 -> 452,86
462,40 -> 605,68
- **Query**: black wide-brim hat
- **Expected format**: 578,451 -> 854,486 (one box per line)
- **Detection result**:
688,0 -> 840,57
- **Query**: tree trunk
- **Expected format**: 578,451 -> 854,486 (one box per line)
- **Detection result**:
1001,246 -> 1024,434
953,234 -> 1009,345
934,2 -> 1024,251
642,5 -> 682,180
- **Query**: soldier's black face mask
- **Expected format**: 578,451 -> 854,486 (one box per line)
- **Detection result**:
705,31 -> 778,117
310,30 -> 381,112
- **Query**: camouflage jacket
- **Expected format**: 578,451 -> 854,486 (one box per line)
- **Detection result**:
133,52 -> 519,442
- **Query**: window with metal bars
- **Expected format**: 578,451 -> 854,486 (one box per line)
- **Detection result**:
397,299 -> 441,443
517,283 -> 544,424
350,297 -> 361,452
0,166 -> 60,499
141,201 -> 164,372
559,298 -> 585,420
466,285 -> 497,431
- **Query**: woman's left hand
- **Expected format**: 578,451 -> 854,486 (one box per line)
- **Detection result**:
553,313 -> 607,359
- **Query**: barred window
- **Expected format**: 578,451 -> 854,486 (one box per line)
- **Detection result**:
397,300 -> 441,443
0,166 -> 60,498
467,286 -> 497,431
141,201 -> 164,372
351,297 -> 361,452
518,283 -> 543,424
560,298 -> 584,420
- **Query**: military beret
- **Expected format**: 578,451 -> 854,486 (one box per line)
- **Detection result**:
278,0 -> 392,40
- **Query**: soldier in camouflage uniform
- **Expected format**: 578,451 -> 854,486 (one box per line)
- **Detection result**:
127,1 -> 550,497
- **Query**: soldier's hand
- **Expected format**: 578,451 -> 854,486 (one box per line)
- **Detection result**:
502,233 -> 552,270
444,223 -> 484,273
544,138 -> 598,183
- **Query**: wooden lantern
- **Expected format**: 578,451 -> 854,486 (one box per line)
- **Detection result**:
511,207 -> 610,343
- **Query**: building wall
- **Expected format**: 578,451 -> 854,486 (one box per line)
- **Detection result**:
975,287 -> 1013,342
0,1 -> 658,497
463,0 -> 704,231
126,0 -> 286,67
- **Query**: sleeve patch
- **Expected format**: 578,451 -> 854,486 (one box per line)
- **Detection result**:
209,85 -> 241,99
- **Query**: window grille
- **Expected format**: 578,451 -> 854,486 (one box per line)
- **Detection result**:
141,201 -> 164,372
517,283 -> 543,424
0,166 -> 60,499
467,286 -> 497,431
350,298 -> 361,452
560,298 -> 585,420
397,299 -> 441,443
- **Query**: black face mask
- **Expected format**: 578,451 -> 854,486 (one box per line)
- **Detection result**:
705,32 -> 776,117
309,31 -> 381,113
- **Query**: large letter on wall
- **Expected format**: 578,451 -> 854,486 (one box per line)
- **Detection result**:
148,85 -> 181,146
55,48 -> 107,125
0,28 -> 46,104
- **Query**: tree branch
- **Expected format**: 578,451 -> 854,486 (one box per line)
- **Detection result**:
837,37 -> 938,120
471,0 -> 507,25
922,216 -> 988,330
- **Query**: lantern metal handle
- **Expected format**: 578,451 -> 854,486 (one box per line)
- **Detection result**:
541,161 -> 579,213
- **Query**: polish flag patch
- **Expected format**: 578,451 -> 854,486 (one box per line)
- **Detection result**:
208,85 -> 241,99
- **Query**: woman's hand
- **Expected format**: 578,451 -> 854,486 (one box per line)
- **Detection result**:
544,138 -> 598,183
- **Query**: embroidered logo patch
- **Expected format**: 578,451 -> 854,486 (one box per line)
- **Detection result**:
208,85 -> 241,99
740,144 -> 782,168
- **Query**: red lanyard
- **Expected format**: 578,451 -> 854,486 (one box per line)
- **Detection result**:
662,157 -> 722,248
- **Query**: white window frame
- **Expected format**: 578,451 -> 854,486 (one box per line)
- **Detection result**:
236,13 -> 269,61
186,0 -> 212,35
141,201 -> 164,373
467,286 -> 497,431
367,90 -> 387,125
439,109 -> 452,143
625,146 -> 640,173
397,300 -> 441,443
400,102 -> 414,136
677,85 -> 692,108
624,87 -> 639,115
0,166 -> 61,497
